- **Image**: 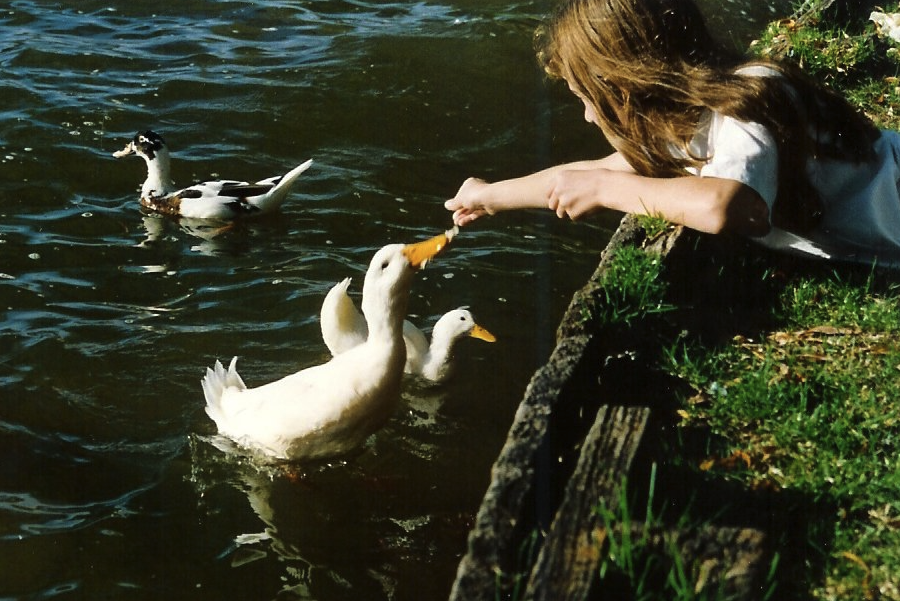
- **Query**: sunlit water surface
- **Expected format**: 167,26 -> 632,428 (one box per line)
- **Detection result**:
0,1 -> 786,598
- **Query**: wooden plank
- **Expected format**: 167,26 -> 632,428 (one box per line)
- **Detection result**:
449,216 -> 691,601
523,405 -> 650,601
447,337 -> 590,601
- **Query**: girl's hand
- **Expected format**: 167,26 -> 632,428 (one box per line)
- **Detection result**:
445,177 -> 493,227
547,169 -> 605,220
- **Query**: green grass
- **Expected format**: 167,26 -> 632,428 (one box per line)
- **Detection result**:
592,245 -> 672,326
666,274 -> 900,600
751,1 -> 900,129
634,211 -> 676,241
593,467 -> 707,601
592,466 -> 780,601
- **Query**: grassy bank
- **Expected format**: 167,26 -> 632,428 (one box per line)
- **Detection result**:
662,2 -> 900,599
669,272 -> 900,600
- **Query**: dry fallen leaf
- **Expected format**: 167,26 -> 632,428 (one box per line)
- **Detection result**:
699,450 -> 752,472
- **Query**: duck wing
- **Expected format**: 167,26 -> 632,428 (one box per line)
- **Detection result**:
244,159 -> 313,212
170,180 -> 266,218
217,181 -> 277,198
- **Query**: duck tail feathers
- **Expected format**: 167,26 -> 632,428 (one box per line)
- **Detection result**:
321,276 -> 368,356
252,158 -> 313,212
202,356 -> 246,424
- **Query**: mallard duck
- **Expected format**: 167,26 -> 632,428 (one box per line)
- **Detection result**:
113,130 -> 313,219
201,227 -> 456,460
320,279 -> 495,382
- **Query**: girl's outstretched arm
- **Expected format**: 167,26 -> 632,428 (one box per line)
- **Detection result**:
444,153 -> 633,227
548,168 -> 770,236
445,154 -> 770,237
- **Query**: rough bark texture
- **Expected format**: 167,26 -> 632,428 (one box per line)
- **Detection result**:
523,405 -> 650,601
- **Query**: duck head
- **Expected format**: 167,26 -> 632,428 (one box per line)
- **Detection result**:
113,130 -> 175,199
113,130 -> 169,162
361,227 -> 457,337
433,308 -> 497,344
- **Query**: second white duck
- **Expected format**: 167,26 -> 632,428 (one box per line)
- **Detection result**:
113,130 -> 313,220
320,279 -> 496,383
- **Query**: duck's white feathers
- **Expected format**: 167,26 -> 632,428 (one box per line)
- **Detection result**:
202,344 -> 404,459
202,356 -> 247,426
413,308 -> 496,382
201,242 -> 439,460
320,277 -> 368,355
320,278 -> 431,374
320,280 -> 494,382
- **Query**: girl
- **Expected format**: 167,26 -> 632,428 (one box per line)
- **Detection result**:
444,0 -> 900,260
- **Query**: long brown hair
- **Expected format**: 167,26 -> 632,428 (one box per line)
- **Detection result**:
536,0 -> 879,232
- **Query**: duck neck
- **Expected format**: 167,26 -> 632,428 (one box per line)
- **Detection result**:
363,296 -> 408,346
423,332 -> 455,377
141,151 -> 175,199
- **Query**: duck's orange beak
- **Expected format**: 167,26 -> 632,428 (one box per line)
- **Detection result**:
469,323 -> 497,343
402,226 -> 458,269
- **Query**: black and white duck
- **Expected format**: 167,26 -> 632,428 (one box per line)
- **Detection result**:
113,130 -> 313,219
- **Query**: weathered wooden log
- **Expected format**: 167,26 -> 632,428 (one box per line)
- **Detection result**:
523,405 -> 650,601
448,215 -> 690,600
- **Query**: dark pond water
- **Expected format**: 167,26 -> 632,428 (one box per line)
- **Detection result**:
0,1 -> 788,599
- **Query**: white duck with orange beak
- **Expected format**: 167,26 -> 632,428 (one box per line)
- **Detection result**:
320,280 -> 496,383
201,228 -> 456,460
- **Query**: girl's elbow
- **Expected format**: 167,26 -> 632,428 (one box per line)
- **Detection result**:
716,186 -> 771,237
744,214 -> 772,237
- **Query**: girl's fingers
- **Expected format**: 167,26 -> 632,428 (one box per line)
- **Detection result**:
547,194 -> 559,212
452,208 -> 482,227
548,192 -> 567,219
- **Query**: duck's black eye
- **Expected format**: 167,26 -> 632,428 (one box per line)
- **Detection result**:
459,315 -> 466,321
381,260 -> 390,270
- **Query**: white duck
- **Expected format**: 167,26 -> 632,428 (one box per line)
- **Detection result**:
406,308 -> 496,382
201,228 -> 456,460
113,130 -> 313,219
320,279 -> 495,382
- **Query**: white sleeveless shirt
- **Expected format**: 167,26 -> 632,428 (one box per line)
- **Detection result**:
684,65 -> 900,263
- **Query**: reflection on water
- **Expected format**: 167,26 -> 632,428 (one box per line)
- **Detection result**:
188,378 -> 475,600
0,0 -> 789,598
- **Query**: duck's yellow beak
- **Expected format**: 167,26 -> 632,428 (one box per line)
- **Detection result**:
402,226 -> 458,269
470,323 -> 497,343
112,142 -> 135,158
